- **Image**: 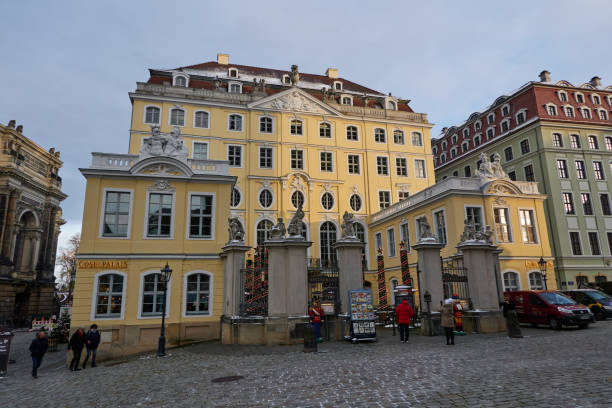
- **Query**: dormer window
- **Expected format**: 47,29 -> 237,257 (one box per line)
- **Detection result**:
501,119 -> 510,132
432,146 -> 438,155
574,92 -> 584,103
502,104 -> 510,116
463,128 -> 469,138
461,142 -> 468,153
386,100 -> 397,110
581,107 -> 591,119
474,135 -> 482,147
282,74 -> 291,85
342,95 -> 353,105
451,135 -> 458,144
229,82 -> 242,93
546,104 -> 557,116
516,109 -> 527,124
228,68 -> 238,78
564,106 -> 574,117
597,109 -> 608,120
450,147 -> 457,158
333,81 -> 343,91
608,96 -> 612,106
441,141 -> 447,150
474,121 -> 482,131
557,91 -> 568,102
173,75 -> 188,87
592,94 -> 601,105
487,113 -> 495,124
486,127 -> 495,139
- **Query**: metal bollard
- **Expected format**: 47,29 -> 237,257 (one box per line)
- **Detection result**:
303,323 -> 317,353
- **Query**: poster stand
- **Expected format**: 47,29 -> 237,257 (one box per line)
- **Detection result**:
344,289 -> 377,343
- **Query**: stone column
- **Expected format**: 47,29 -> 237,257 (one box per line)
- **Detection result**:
457,242 -> 503,310
333,238 -> 364,314
1,189 -> 19,260
266,238 -> 312,316
412,240 -> 444,309
221,242 -> 250,317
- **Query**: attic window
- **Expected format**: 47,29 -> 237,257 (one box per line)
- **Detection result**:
333,81 -> 342,91
174,76 -> 187,87
387,100 -> 397,110
342,96 -> 352,105
229,68 -> 238,78
282,74 -> 291,85
229,82 -> 242,93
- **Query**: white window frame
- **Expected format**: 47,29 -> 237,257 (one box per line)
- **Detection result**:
399,222 -> 410,252
341,95 -> 353,105
393,129 -> 405,145
143,105 -> 161,125
318,121 -> 332,138
563,105 -> 575,117
333,81 -> 343,91
500,118 -> 511,133
574,92 -> 585,103
90,271 -> 127,321
258,187 -> 275,209
378,190 -> 391,209
258,146 -> 274,169
502,270 -> 521,292
182,270 -> 214,318
228,68 -> 238,78
557,90 -> 568,102
463,128 -> 470,138
227,144 -> 243,168
486,127 -> 495,139
376,155 -> 389,176
348,193 -> 363,212
591,94 -> 601,105
411,131 -> 423,147
464,205 -> 484,230
528,271 -> 545,290
259,115 -> 274,134
545,103 -> 557,116
173,74 -> 188,87
290,149 -> 305,170
501,103 -> 510,116
414,159 -> 427,178
474,120 -> 482,131
169,107 -> 186,127
461,142 -> 469,153
346,125 -> 359,141
99,188 -> 133,239
192,141 -> 209,160
492,206 -> 513,243
396,157 -> 408,177
227,113 -> 244,132
138,270 -> 172,319
282,74 -> 291,85
597,108 -> 608,120
517,207 -> 538,244
230,186 -> 242,208
143,190 -> 176,240
581,107 -> 592,119
375,232 -> 383,251
186,192 -> 216,240
487,113 -> 495,124
193,110 -> 210,129
320,191 -> 336,211
228,81 -> 242,94
319,151 -> 334,172
374,127 -> 386,143
387,227 -> 396,257
515,108 -> 527,124
290,118 -> 304,135
347,154 -> 361,175
432,207 -> 447,245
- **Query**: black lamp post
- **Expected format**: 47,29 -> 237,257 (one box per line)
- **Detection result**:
157,262 -> 172,357
538,257 -> 547,290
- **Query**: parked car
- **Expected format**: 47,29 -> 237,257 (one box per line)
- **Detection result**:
504,290 -> 594,329
562,289 -> 612,321
596,282 -> 612,297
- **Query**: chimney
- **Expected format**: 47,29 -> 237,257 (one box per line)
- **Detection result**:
325,68 -> 338,79
590,76 -> 602,88
539,70 -> 551,82
217,53 -> 229,65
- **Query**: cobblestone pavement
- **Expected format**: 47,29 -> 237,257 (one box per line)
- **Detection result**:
2,321 -> 612,408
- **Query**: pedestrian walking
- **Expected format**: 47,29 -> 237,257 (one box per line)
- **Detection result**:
395,299 -> 414,343
502,298 -> 523,338
67,327 -> 86,371
83,324 -> 101,368
308,299 -> 324,343
440,298 -> 455,345
29,330 -> 49,378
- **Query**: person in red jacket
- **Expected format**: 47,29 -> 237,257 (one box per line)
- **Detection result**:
308,299 -> 324,342
395,299 -> 414,343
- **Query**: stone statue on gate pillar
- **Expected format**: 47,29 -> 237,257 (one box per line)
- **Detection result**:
287,203 -> 305,238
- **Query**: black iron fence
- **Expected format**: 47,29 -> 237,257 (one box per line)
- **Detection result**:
441,256 -> 469,301
307,258 -> 339,314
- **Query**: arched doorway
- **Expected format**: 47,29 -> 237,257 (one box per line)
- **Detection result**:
319,221 -> 337,267
13,211 -> 40,275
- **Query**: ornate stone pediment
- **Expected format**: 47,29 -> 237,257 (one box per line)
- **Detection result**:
139,163 -> 185,177
249,88 -> 340,115
484,180 -> 523,196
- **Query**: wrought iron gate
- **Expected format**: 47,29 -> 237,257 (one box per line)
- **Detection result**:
441,257 -> 469,301
239,247 -> 268,316
307,258 -> 339,314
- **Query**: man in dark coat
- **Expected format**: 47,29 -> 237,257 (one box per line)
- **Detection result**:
67,327 -> 86,371
29,330 -> 49,378
395,299 -> 414,343
83,324 -> 101,368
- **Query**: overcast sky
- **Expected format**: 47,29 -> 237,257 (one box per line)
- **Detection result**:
2,0 -> 611,252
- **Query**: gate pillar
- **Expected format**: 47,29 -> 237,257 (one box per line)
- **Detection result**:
412,240 -> 445,310
333,239 -> 365,314
221,242 -> 251,317
457,242 -> 502,310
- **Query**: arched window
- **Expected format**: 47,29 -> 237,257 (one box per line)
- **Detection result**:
291,191 -> 304,209
256,219 -> 273,245
94,273 -> 125,318
185,273 -> 211,315
230,188 -> 241,208
13,211 -> 40,273
319,122 -> 331,138
194,111 -> 209,128
320,222 -> 337,267
503,271 -> 520,291
259,116 -> 273,133
529,271 -> 544,290
412,131 -> 423,145
346,126 -> 358,141
321,192 -> 334,210
349,194 -> 362,212
387,100 -> 397,110
374,128 -> 386,143
141,272 -> 168,317
170,108 -> 185,126
228,68 -> 238,78
145,106 -> 160,124
342,96 -> 352,105
258,189 -> 273,208
174,76 -> 187,87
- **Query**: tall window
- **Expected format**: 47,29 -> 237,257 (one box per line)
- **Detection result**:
396,158 -> 408,176
434,210 -> 447,245
95,273 -> 124,318
170,108 -> 185,126
565,106 -> 574,117
524,165 -> 535,181
411,132 -> 423,146
194,111 -> 209,128
600,194 -> 611,216
466,207 -> 482,230
145,107 -> 160,124
559,92 -> 567,102
291,149 -> 304,170
516,111 -> 526,124
501,120 -> 509,132
228,114 -> 242,131
608,232 -> 612,256
147,193 -> 172,237
606,137 -> 612,151
393,130 -> 405,144
519,209 -> 537,243
529,272 -> 544,290
260,117 -> 273,133
552,133 -> 563,147
228,145 -> 242,167
414,159 -> 426,178
320,152 -> 333,172
376,157 -> 389,175
189,195 -> 213,238
349,194 -> 362,212
581,193 -> 593,215
575,160 -> 586,179
193,142 -> 208,160
346,126 -> 358,141
320,222 -> 337,266
462,142 -> 468,153
588,232 -> 601,255
259,189 -> 273,208
504,146 -> 513,161
557,160 -> 568,178
259,147 -> 273,168
570,232 -> 582,255
593,161 -> 605,180
103,191 -> 130,237
570,134 -> 581,148
582,108 -> 591,119
601,110 -> 610,120
185,273 -> 210,315
375,232 -> 383,251
562,192 -> 575,215
348,154 -> 360,174
256,220 -> 273,245
520,139 -> 530,155
321,192 -> 334,210
400,223 -> 410,249
486,128 -> 494,139
474,136 -> 481,147
387,228 -> 396,257
547,105 -> 557,116
291,191 -> 304,209
487,113 -> 495,124
374,128 -> 386,143
588,136 -> 599,149
141,273 -> 167,316
319,122 -> 331,138
379,191 -> 391,209
290,119 -> 303,135
503,272 -> 519,291
494,208 -> 511,242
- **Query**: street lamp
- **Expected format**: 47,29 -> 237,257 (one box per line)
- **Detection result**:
538,257 -> 547,290
157,262 -> 172,357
